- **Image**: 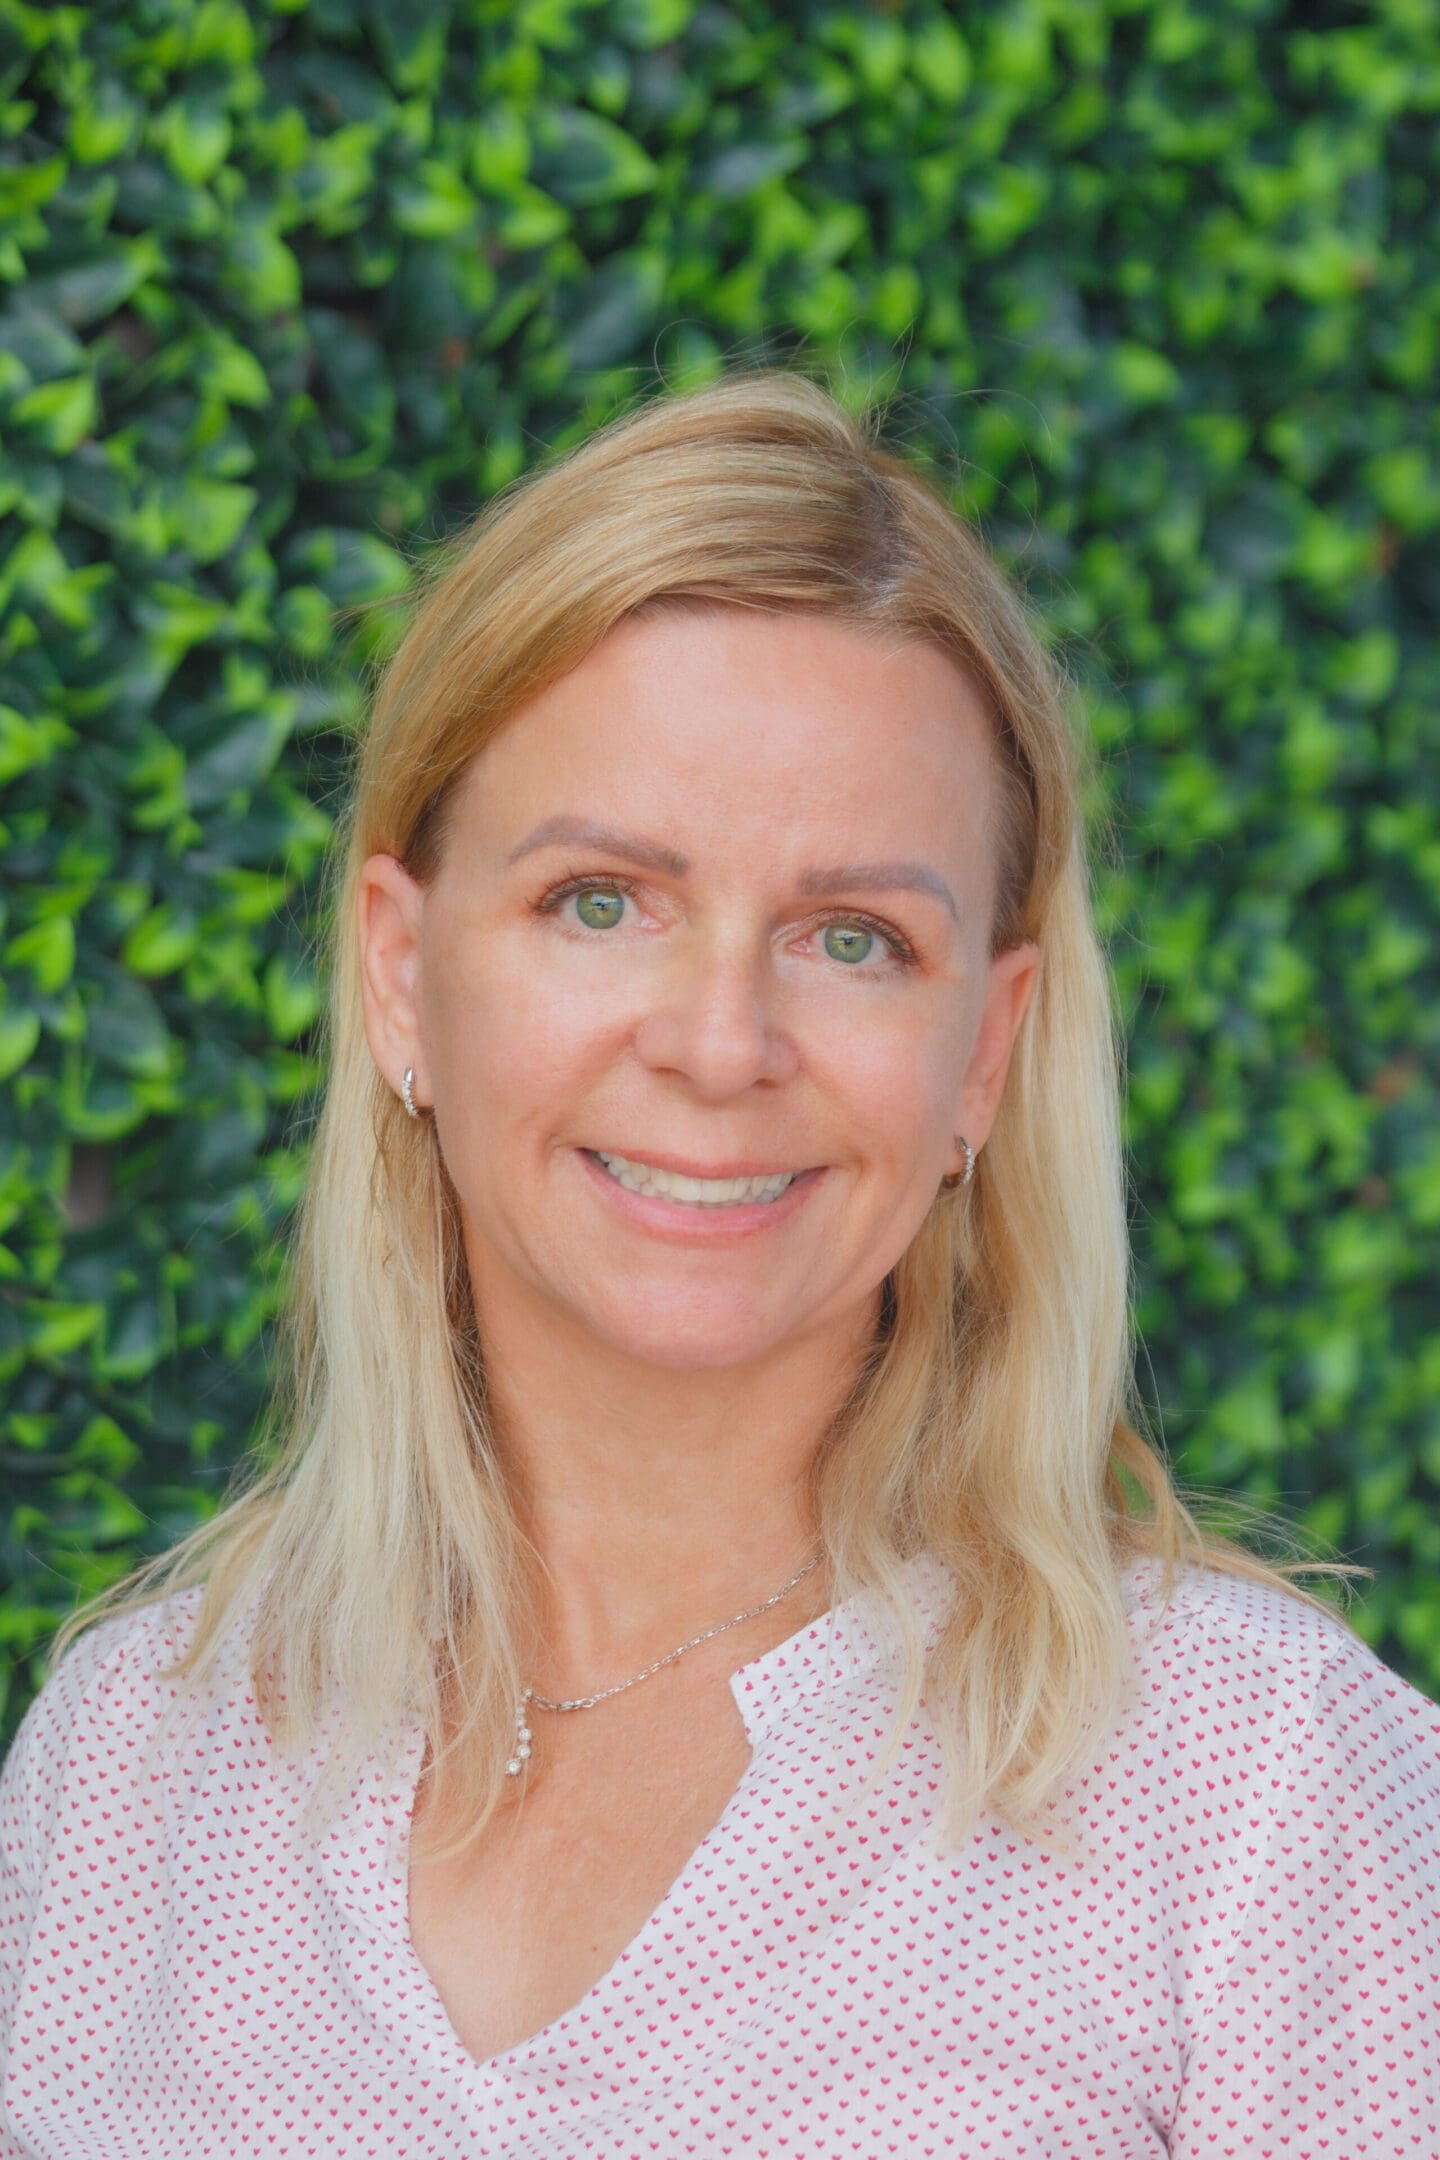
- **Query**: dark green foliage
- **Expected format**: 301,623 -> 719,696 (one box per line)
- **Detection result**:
1,0 -> 1436,1735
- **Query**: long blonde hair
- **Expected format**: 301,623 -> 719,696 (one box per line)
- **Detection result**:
53,365 -> 1355,1857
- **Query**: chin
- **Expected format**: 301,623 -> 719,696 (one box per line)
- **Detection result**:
581,1297 -> 803,1372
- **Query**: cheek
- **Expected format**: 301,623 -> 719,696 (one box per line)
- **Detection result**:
422,928 -> 626,1100
809,1007 -> 963,1155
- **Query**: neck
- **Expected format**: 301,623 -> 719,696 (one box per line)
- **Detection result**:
472,1278 -> 878,1688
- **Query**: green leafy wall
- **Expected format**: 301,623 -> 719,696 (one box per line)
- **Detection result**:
2,0 -> 1437,1738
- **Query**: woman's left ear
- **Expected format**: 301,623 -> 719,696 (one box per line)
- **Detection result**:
951,941 -> 1040,1158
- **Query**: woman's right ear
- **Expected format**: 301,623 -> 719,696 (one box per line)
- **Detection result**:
356,852 -> 429,1105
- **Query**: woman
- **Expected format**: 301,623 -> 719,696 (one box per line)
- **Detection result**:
2,368 -> 1437,2158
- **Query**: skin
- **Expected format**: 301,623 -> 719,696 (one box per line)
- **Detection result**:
357,604 -> 1039,2059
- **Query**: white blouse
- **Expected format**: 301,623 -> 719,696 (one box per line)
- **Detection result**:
2,1554 -> 1438,2157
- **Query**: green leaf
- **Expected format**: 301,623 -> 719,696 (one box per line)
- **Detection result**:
222,222 -> 301,313
1109,343 -> 1182,406
4,917 -> 75,995
175,478 -> 258,565
0,155 -> 66,219
1327,629 -> 1399,706
847,17 -> 909,98
493,182 -> 570,249
10,374 -> 97,453
965,164 -> 1049,253
132,582 -> 230,666
94,1294 -> 167,1382
696,139 -> 805,201
263,951 -> 320,1042
23,243 -> 159,328
151,95 -> 233,185
71,1415 -> 141,1474
20,1299 -> 105,1359
198,335 -> 271,409
562,253 -> 665,369
392,161 -> 479,238
471,103 -> 530,191
0,704 -> 73,785
120,905 -> 200,979
85,970 -> 175,1079
368,0 -> 451,92
610,0 -> 696,45
0,1005 -> 41,1083
910,17 -> 973,102
531,106 -> 659,206
69,79 -> 141,164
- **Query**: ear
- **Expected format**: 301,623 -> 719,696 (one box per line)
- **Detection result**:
949,941 -> 1040,1166
356,851 -> 430,1109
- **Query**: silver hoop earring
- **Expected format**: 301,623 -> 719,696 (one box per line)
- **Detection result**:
401,1066 -> 420,1120
939,1136 -> 975,1191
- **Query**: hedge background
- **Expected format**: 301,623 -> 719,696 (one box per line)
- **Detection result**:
2,0 -> 1437,1743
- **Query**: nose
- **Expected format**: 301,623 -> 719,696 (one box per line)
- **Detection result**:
631,921 -> 800,1099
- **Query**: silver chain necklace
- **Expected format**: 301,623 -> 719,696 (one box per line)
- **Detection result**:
505,1551 -> 825,1776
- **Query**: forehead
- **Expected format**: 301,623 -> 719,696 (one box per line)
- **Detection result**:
450,605 -> 999,881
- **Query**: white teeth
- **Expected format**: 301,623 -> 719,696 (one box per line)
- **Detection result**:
595,1151 -> 797,1207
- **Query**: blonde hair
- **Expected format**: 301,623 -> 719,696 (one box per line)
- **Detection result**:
53,364 -> 1357,1858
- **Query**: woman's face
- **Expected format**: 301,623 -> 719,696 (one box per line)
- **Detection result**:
359,605 -> 1038,1371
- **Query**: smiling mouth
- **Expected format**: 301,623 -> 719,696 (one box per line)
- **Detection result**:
590,1150 -> 799,1208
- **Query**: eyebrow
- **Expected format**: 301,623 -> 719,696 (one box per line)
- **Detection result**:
506,816 -> 960,923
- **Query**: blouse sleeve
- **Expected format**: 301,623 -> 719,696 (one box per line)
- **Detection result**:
0,1621 -> 133,2157
0,1654 -> 80,2156
0,1707 -> 40,2156
1170,1627 -> 1440,2155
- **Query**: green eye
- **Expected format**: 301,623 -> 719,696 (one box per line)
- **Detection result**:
823,923 -> 875,965
575,887 -> 625,929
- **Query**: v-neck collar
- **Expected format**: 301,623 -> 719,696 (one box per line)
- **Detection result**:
726,1547 -> 956,1742
324,1550 -> 957,2106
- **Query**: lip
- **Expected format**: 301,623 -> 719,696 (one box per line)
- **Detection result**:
576,1147 -> 826,1239
589,1147 -> 815,1180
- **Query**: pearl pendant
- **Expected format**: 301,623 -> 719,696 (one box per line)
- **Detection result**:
505,1686 -> 534,1777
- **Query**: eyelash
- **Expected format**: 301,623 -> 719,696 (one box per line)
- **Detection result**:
530,870 -> 919,970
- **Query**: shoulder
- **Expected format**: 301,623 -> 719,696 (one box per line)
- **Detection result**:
1123,1556 -> 1361,1689
1116,1556 -> 1440,1805
1108,1565 -> 1440,2079
0,1588 -> 213,1880
16,1584 -> 210,1723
